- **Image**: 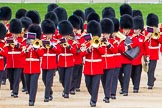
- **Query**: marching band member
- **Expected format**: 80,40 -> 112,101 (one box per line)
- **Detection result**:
81,20 -> 104,107
145,13 -> 162,89
15,8 -> 27,19
0,6 -> 12,85
119,3 -> 132,16
20,17 -> 32,93
54,7 -> 68,22
102,7 -> 116,19
0,23 -> 8,88
131,16 -> 147,93
22,24 -> 44,106
68,15 -> 83,94
47,3 -> 59,12
110,17 -> 122,99
100,18 -> 117,103
118,14 -> 135,96
6,19 -> 25,98
41,19 -> 61,102
57,20 -> 76,98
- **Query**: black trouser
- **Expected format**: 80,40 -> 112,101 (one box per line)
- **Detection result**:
147,60 -> 157,87
0,71 -> 3,88
2,57 -> 7,82
120,64 -> 132,94
58,67 -> 73,94
7,68 -> 22,94
21,69 -> 26,90
25,73 -> 39,102
111,68 -> 120,96
70,64 -> 83,91
101,69 -> 114,98
85,75 -> 101,103
42,69 -> 56,99
131,65 -> 142,90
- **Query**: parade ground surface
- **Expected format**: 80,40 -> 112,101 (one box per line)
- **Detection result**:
0,3 -> 162,108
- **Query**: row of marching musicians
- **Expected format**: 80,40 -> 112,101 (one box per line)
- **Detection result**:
0,6 -> 162,108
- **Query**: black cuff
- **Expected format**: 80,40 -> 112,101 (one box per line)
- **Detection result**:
76,48 -> 81,54
127,45 -> 132,50
68,45 -> 71,50
34,48 -> 37,50
87,48 -> 91,53
50,45 -> 54,49
107,44 -> 111,49
15,43 -> 20,48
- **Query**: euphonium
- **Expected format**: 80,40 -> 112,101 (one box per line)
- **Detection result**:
115,32 -> 126,41
32,39 -> 42,48
90,36 -> 101,48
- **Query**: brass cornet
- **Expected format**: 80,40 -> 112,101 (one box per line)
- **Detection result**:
32,39 -> 42,49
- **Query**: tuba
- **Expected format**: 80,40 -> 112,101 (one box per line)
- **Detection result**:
32,39 -> 42,49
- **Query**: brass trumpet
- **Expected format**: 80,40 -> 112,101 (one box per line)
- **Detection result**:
32,39 -> 42,49
152,31 -> 160,39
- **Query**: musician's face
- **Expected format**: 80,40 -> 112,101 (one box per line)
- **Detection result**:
103,33 -> 111,39
46,34 -> 52,39
1,20 -> 8,25
123,29 -> 131,35
134,29 -> 141,35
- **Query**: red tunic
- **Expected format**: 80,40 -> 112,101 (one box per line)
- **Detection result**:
58,39 -> 76,67
6,37 -> 26,68
82,46 -> 105,75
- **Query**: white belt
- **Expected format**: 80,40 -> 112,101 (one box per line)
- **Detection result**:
0,56 -> 3,59
148,46 -> 159,49
43,53 -> 56,56
101,54 -> 114,57
85,59 -> 102,62
59,53 -> 73,56
8,51 -> 21,54
26,58 -> 40,61
114,53 -> 121,56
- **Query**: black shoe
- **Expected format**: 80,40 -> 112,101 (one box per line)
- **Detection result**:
119,90 -> 123,94
49,96 -> 53,101
63,93 -> 69,98
44,98 -> 49,102
70,90 -> 75,95
62,92 -> 65,97
26,91 -> 29,94
29,101 -> 34,106
123,93 -> 128,96
148,86 -> 153,89
90,100 -> 96,107
133,89 -> 138,93
13,94 -> 18,98
76,88 -> 80,92
103,97 -> 110,103
111,95 -> 116,99
22,88 -> 26,92
1,81 -> 6,85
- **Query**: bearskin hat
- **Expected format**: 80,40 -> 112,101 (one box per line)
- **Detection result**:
73,9 -> 85,22
120,14 -> 133,29
47,3 -> 59,12
0,23 -> 7,39
10,19 -> 22,34
133,10 -> 143,17
58,20 -> 73,36
41,19 -> 55,34
28,24 -> 42,39
87,20 -> 101,37
101,18 -> 114,34
87,12 -> 100,23
26,10 -> 41,24
110,17 -> 119,32
20,17 -> 32,31
45,11 -> 58,27
85,7 -> 96,21
102,7 -> 115,19
0,7 -> 12,20
54,7 -> 67,22
133,16 -> 144,30
68,15 -> 81,30
15,8 -> 27,19
120,3 -> 132,16
146,13 -> 159,27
